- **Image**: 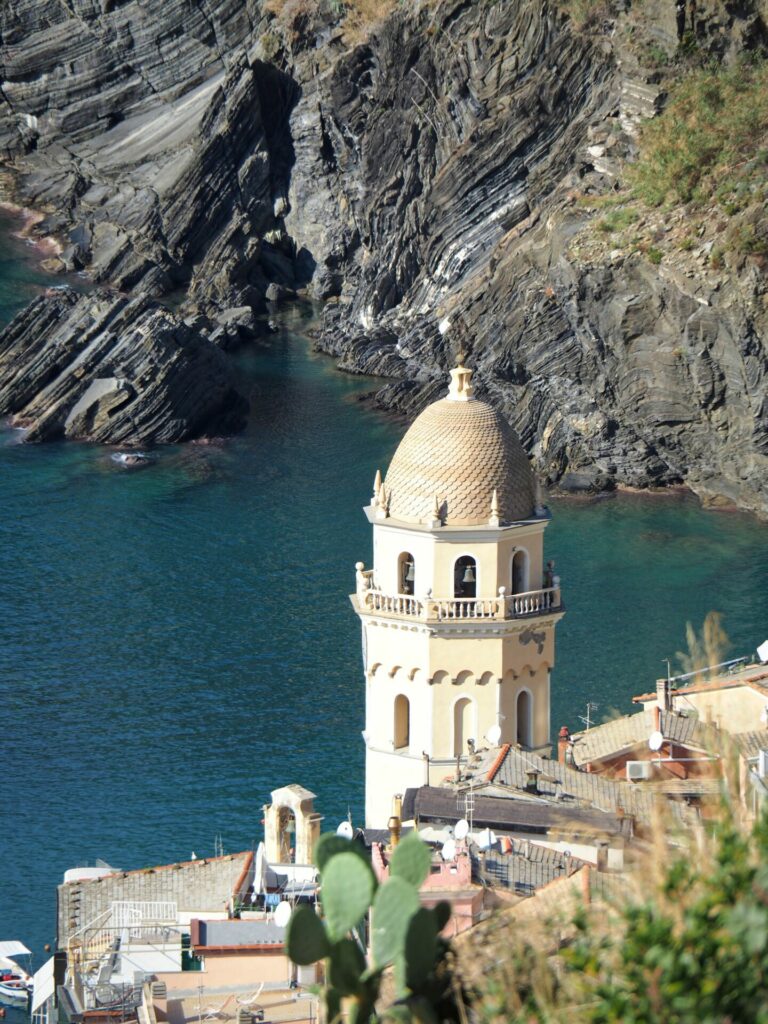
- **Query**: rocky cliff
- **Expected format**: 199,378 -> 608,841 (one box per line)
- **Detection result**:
1,0 -> 767,515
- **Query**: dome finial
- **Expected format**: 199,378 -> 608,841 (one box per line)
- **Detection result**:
443,314 -> 474,401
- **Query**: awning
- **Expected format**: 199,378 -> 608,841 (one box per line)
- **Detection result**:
31,957 -> 56,1014
0,941 -> 32,958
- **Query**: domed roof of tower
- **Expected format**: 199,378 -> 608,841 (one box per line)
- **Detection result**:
381,364 -> 536,526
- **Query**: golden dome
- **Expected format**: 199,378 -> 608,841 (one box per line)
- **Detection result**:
382,366 -> 535,526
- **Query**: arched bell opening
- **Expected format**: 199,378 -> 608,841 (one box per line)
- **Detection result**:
511,549 -> 529,595
453,555 -> 477,598
453,697 -> 473,757
398,551 -> 416,595
277,806 -> 296,863
394,694 -> 410,749
516,690 -> 533,747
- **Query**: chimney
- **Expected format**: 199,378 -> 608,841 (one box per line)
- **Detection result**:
525,768 -> 541,794
558,726 -> 571,764
387,794 -> 402,849
656,675 -> 672,712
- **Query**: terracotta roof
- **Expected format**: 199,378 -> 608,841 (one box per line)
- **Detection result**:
383,382 -> 535,526
570,709 -> 708,767
477,743 -> 690,827
734,730 -> 768,760
478,843 -> 585,896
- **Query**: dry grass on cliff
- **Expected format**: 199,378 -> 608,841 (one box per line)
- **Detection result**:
265,0 -> 399,44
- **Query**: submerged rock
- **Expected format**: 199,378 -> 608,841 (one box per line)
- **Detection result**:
0,288 -> 248,445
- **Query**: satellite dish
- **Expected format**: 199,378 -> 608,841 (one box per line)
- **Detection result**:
758,639 -> 768,664
649,731 -> 664,752
336,821 -> 354,839
273,901 -> 292,929
441,839 -> 457,862
454,819 -> 470,841
486,724 -> 502,746
477,828 -> 496,851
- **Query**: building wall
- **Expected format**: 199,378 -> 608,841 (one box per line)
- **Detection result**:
672,686 -> 766,733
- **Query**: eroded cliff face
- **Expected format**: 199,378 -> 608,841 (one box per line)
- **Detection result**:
275,0 -> 768,517
1,0 -> 767,514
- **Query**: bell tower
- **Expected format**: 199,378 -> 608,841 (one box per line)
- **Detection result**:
351,363 -> 564,827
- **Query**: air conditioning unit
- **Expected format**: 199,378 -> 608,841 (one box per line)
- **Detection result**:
626,760 -> 653,782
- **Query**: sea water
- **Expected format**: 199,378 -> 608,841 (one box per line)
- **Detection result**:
1,215 -> 768,968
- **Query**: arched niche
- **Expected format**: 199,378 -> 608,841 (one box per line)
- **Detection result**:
453,555 -> 477,598
430,669 -> 450,686
516,689 -> 533,747
511,548 -> 530,594
394,694 -> 410,749
454,669 -> 473,686
478,670 -> 495,687
453,696 -> 474,756
398,551 -> 416,595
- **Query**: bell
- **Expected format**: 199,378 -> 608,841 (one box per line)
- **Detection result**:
462,564 -> 476,584
405,561 -> 415,582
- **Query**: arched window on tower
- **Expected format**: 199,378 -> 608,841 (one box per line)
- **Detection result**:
398,552 -> 416,595
517,690 -> 533,747
394,694 -> 410,749
453,555 -> 477,598
454,697 -> 473,757
511,549 -> 529,595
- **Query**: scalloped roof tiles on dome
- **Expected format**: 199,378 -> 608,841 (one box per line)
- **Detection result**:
383,369 -> 535,527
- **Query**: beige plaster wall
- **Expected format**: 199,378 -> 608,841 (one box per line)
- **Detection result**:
673,686 -> 766,733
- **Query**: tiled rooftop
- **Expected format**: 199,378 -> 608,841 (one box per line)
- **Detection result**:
569,708 -> 708,767
470,743 -> 695,828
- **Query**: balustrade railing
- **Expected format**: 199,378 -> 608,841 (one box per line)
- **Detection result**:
358,581 -> 561,623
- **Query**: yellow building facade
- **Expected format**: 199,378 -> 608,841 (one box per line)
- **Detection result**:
351,364 -> 565,826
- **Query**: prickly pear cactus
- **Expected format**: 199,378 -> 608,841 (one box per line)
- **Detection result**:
285,830 -> 455,1023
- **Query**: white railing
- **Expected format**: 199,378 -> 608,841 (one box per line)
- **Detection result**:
366,591 -> 425,616
359,585 -> 561,622
111,901 -> 178,926
434,597 -> 501,620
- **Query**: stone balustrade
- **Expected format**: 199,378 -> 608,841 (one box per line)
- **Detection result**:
355,567 -> 562,623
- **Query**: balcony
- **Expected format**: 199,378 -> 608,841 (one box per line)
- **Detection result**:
354,570 -> 562,623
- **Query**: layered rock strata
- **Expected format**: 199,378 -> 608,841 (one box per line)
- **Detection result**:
0,288 -> 247,444
1,0 -> 767,517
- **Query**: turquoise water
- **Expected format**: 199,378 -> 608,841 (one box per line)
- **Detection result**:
2,218 -> 768,974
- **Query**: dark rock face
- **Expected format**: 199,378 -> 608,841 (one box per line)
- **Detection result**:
280,1 -> 768,518
0,288 -> 247,444
0,0 -> 299,310
1,0 -> 767,517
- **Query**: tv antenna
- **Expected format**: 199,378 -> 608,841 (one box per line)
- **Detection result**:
578,702 -> 600,731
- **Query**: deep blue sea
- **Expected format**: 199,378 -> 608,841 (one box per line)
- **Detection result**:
2,208 -> 768,974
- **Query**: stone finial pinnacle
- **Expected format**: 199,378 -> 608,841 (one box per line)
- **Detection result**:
372,468 -> 382,504
447,364 -> 474,401
489,487 -> 501,527
376,481 -> 390,519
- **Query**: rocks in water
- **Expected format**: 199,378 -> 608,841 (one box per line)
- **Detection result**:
0,287 -> 248,444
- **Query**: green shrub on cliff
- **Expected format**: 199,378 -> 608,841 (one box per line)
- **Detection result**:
632,58 -> 768,209
473,802 -> 768,1023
